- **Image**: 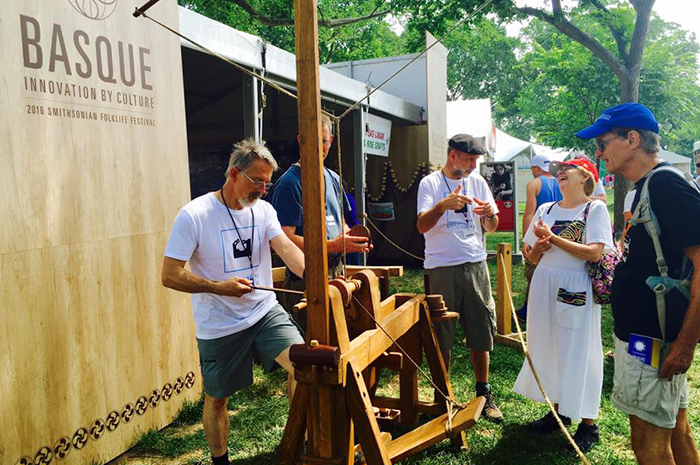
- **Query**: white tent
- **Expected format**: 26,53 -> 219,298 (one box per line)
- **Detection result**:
660,149 -> 692,173
446,98 -> 495,154
493,128 -> 568,168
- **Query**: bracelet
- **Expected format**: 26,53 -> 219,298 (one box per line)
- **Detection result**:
486,214 -> 496,220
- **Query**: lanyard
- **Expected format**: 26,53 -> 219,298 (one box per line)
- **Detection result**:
220,190 -> 255,282
441,171 -> 466,197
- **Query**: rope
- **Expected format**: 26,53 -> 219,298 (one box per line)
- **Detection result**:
351,295 -> 466,411
364,214 -> 425,261
336,0 -> 494,121
497,253 -> 592,465
137,10 -> 338,120
335,118 -> 348,279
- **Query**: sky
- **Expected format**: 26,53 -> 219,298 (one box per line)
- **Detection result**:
508,1 -> 700,41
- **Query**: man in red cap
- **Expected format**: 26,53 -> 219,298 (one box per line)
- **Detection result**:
578,102 -> 700,464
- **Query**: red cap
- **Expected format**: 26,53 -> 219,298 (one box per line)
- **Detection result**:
549,157 -> 600,182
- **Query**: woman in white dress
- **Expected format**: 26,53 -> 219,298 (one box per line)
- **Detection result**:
514,157 -> 613,452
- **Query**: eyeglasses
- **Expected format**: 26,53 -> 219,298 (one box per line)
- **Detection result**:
240,171 -> 273,191
595,135 -> 625,152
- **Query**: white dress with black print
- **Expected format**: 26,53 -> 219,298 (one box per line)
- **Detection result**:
513,200 -> 613,421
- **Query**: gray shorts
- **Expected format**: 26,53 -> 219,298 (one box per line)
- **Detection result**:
196,303 -> 304,399
611,336 -> 688,429
426,261 -> 496,352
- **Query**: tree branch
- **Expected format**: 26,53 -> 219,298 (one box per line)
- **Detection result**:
517,5 -> 628,82
627,0 -> 656,72
584,0 -> 629,59
223,0 -> 390,28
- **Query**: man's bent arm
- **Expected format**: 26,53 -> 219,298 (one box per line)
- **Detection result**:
416,204 -> 446,234
271,234 -> 305,278
281,224 -> 369,254
522,179 -> 540,237
282,226 -> 305,250
659,245 -> 700,379
161,256 -> 252,297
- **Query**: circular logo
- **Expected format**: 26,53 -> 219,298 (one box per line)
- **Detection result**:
135,396 -> 148,415
161,383 -> 173,401
34,446 -> 53,465
174,377 -> 184,394
148,388 -> 161,408
184,372 -> 195,389
67,0 -> 118,21
54,436 -> 72,461
89,418 -> 106,441
106,410 -> 121,432
72,427 -> 89,450
121,403 -> 135,423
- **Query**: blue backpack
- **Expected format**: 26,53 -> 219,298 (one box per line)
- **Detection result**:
629,166 -> 699,341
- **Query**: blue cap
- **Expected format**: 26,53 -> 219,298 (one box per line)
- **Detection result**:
575,102 -> 659,139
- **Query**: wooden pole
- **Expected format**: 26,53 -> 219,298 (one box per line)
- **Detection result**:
293,1 -> 338,462
494,242 -> 524,349
496,243 -> 512,336
294,0 -> 329,345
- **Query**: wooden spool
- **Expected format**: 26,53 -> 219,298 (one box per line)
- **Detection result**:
348,224 -> 372,246
426,294 -> 445,310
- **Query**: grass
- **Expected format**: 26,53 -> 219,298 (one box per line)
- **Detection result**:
112,193 -> 700,465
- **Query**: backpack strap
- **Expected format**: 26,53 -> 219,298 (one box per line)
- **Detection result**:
629,165 -> 699,341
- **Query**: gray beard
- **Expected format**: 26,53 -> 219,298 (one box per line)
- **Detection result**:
240,193 -> 262,208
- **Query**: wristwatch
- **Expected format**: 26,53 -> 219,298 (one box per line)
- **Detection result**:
486,214 -> 496,220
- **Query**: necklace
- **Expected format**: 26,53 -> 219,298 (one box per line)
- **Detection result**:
220,189 -> 255,284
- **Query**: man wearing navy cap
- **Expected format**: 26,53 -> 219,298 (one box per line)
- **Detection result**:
416,134 -> 503,423
577,103 -> 700,464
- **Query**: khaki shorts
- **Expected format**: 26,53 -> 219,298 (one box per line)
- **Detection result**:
426,261 -> 496,352
196,304 -> 304,399
611,336 -> 688,429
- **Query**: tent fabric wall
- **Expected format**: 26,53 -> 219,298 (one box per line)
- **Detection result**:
366,162 -> 431,266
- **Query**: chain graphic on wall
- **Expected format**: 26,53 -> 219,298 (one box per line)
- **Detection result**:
14,371 -> 196,465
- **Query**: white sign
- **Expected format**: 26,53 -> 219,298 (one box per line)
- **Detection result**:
364,112 -> 392,157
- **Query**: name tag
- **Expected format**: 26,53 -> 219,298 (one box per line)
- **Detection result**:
628,333 -> 662,369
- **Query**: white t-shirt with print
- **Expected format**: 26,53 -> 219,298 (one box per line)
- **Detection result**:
164,193 -> 284,340
417,170 -> 498,269
524,200 -> 613,272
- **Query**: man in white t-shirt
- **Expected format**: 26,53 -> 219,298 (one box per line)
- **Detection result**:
161,140 -> 305,465
416,134 -> 503,423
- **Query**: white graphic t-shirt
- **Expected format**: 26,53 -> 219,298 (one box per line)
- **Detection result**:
164,193 -> 284,340
417,170 -> 498,269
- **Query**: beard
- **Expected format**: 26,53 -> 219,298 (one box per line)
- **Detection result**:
240,192 -> 262,208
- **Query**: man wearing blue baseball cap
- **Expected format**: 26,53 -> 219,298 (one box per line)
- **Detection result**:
577,102 -> 700,464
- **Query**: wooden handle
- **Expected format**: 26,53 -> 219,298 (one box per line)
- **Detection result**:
289,343 -> 340,366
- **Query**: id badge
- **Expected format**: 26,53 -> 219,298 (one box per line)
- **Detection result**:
628,333 -> 662,369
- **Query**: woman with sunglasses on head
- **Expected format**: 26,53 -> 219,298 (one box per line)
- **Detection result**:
513,157 -> 613,453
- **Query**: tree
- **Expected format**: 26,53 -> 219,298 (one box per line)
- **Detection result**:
442,19 -> 533,140
504,0 -> 656,230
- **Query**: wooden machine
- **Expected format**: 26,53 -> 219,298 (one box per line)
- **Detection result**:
277,4 -> 484,463
278,272 -> 484,465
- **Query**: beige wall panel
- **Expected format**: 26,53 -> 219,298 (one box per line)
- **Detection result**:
425,32 -> 448,167
0,1 -> 190,255
1,1 -> 200,464
1,234 -> 200,465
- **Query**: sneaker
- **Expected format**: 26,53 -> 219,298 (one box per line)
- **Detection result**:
480,391 -> 503,424
570,423 -> 599,453
529,411 -> 571,434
